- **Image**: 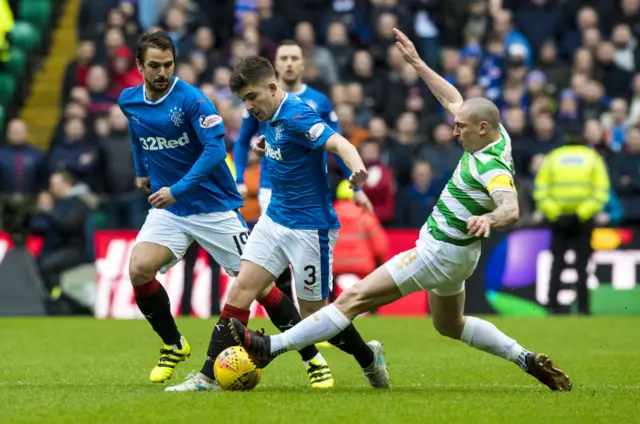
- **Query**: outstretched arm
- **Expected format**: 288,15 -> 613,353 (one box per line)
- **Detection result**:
394,28 -> 463,115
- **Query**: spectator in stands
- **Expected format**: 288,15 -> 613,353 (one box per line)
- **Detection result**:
394,159 -> 439,229
47,118 -> 98,188
0,119 -> 44,237
388,111 -> 423,188
335,103 -> 368,150
325,20 -> 354,78
418,122 -> 461,184
620,0 -> 640,39
86,65 -> 117,115
537,40 -> 571,93
295,21 -> 338,85
0,119 -> 45,197
98,106 -> 147,230
110,45 -> 143,97
359,140 -> 395,225
612,126 -> 640,223
332,179 -> 388,280
62,41 -> 96,106
345,82 -> 375,126
602,98 -> 630,153
595,40 -> 634,99
32,171 -> 93,311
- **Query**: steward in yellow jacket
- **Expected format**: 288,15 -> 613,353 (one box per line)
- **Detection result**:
533,142 -> 610,315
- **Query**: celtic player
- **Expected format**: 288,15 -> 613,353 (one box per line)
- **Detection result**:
229,29 -> 572,392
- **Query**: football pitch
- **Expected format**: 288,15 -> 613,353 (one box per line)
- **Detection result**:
1,316 -> 639,424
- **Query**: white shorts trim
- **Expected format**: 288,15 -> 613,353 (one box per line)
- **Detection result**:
258,188 -> 271,215
241,214 -> 338,301
135,208 -> 249,276
385,232 -> 481,297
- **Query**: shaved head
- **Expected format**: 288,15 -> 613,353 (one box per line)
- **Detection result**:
460,97 -> 501,130
453,97 -> 502,152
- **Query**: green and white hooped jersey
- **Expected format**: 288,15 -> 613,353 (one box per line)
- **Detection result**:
425,124 -> 516,246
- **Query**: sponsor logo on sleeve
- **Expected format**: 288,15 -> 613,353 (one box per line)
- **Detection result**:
199,114 -> 222,128
305,123 -> 325,141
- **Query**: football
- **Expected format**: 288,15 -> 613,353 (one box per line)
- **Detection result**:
214,346 -> 262,391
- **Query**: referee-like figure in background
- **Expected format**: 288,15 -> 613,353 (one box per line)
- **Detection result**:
534,133 -> 611,315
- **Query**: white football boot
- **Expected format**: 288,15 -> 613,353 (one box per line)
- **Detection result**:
164,371 -> 221,392
362,340 -> 390,389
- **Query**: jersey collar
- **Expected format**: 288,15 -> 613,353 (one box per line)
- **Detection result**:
288,84 -> 308,96
270,92 -> 288,122
473,131 -> 504,155
143,77 -> 180,105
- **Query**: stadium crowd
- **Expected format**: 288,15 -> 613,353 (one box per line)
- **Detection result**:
1,0 -> 640,237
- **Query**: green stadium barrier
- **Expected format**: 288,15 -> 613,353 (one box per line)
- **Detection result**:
19,0 -> 53,30
5,48 -> 26,78
0,104 -> 4,129
10,21 -> 41,52
0,73 -> 16,106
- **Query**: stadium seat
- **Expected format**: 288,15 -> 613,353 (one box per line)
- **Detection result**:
10,21 -> 40,52
5,48 -> 27,78
18,0 -> 53,31
0,73 -> 16,106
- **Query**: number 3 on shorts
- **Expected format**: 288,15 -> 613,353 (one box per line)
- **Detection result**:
395,248 -> 419,270
303,265 -> 316,284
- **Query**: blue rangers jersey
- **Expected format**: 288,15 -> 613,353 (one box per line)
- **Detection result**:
118,76 -> 242,217
234,84 -> 350,189
264,93 -> 340,230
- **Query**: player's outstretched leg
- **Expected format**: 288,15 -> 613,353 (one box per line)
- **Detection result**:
429,290 -> 572,392
258,285 -> 333,389
129,242 -> 191,383
166,260 -> 276,392
230,266 -> 403,388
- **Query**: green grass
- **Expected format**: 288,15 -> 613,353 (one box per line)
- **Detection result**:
1,316 -> 639,423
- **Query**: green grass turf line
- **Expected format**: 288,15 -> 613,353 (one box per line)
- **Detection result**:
1,317 -> 639,423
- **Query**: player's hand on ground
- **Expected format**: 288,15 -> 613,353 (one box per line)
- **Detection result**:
467,215 -> 492,238
252,135 -> 266,157
394,28 -> 422,67
353,190 -> 374,214
237,183 -> 248,199
136,177 -> 151,194
349,169 -> 368,189
148,187 -> 177,209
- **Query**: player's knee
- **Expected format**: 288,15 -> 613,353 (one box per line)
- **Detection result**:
432,318 -> 464,340
335,284 -> 369,320
129,255 -> 159,286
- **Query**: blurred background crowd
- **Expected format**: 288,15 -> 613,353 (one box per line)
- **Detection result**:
1,0 -> 640,262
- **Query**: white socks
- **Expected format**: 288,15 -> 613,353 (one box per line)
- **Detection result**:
461,316 -> 530,371
270,304 -> 351,355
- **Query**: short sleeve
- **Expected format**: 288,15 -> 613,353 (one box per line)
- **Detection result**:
184,89 -> 226,143
284,105 -> 335,149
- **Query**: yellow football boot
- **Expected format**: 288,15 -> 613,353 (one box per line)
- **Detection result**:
149,337 -> 191,383
306,357 -> 334,389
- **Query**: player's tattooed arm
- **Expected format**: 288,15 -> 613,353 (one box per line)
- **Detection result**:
485,190 -> 520,228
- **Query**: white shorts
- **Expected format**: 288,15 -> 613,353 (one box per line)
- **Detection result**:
386,230 -> 481,297
258,188 -> 271,215
241,214 -> 338,301
135,208 -> 249,276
